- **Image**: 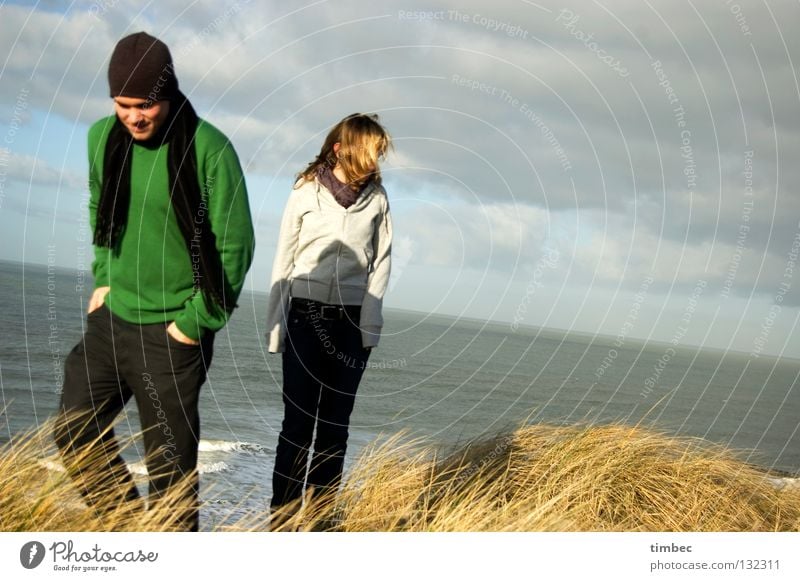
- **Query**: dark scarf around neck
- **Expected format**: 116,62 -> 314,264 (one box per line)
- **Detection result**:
93,94 -> 233,319
317,165 -> 362,208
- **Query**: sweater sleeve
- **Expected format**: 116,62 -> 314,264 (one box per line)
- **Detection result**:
266,187 -> 304,353
360,194 -> 392,348
173,143 -> 255,340
88,121 -> 110,289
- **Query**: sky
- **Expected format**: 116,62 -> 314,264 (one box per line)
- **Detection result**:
0,0 -> 799,358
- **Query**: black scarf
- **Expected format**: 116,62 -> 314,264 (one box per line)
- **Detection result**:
317,165 -> 361,208
93,93 -> 233,318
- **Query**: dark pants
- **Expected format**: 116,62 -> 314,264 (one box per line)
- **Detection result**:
271,299 -> 370,509
54,304 -> 213,531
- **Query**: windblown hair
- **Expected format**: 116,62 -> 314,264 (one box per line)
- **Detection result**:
92,93 -> 233,318
297,113 -> 391,191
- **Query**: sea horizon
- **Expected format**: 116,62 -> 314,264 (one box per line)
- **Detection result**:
5,257 -> 795,366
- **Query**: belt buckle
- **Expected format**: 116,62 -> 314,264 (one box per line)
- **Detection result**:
319,305 -> 341,320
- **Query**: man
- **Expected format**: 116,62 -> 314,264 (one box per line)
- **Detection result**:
55,32 -> 255,531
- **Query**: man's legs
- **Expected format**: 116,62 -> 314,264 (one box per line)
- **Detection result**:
55,304 -> 139,514
128,322 -> 213,532
55,306 -> 213,531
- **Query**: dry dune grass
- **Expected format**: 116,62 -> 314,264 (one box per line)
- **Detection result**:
287,424 -> 800,532
0,420 -> 197,532
2,420 -> 798,532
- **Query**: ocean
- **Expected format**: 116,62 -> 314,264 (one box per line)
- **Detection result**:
1,259 -> 798,529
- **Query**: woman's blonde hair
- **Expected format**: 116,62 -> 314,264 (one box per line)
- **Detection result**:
297,113 -> 391,191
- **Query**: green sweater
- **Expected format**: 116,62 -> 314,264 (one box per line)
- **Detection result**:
88,115 -> 255,340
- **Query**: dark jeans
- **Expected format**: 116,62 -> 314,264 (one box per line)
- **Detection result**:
54,304 -> 213,531
271,299 -> 371,509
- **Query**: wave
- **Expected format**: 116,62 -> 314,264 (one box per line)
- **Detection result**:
128,461 -> 230,476
126,461 -> 147,476
38,458 -> 65,473
198,461 -> 230,474
767,476 -> 800,490
126,460 -> 231,475
38,458 -> 230,476
35,438 -> 268,476
198,439 -> 269,454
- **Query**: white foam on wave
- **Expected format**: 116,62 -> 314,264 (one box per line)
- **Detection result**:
127,461 -> 148,475
35,437 -> 264,478
125,460 -> 230,475
198,439 -> 268,454
38,458 -> 65,473
40,458 -> 229,476
767,476 -> 800,490
197,461 -> 230,474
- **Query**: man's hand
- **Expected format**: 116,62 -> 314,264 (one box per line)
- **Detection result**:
167,322 -> 201,346
88,286 -> 110,313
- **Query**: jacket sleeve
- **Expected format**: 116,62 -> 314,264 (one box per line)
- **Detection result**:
173,143 -> 255,340
360,194 -> 392,348
266,187 -> 304,353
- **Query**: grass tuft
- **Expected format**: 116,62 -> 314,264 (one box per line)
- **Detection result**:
2,421 -> 798,532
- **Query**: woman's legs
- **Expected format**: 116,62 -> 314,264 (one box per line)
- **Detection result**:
271,302 -> 370,509
307,316 -> 370,500
271,311 -> 324,508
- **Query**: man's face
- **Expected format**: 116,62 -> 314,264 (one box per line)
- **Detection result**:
113,96 -> 171,141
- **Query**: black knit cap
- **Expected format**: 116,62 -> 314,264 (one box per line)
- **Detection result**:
108,32 -> 179,101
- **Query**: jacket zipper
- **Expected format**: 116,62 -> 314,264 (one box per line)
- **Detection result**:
329,209 -> 348,303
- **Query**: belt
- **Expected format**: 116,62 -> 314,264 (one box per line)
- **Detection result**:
291,298 -> 360,321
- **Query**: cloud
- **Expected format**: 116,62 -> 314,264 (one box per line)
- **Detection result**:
0,151 -> 83,189
394,200 -> 551,271
1,0 -> 798,315
565,206 -> 800,306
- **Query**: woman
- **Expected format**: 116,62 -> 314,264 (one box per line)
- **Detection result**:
266,113 -> 392,517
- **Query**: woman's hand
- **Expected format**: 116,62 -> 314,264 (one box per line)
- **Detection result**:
88,286 -> 110,313
167,322 -> 201,346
